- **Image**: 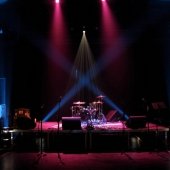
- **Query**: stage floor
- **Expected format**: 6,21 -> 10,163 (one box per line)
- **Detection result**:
1,121 -> 169,153
24,120 -> 168,132
1,151 -> 170,170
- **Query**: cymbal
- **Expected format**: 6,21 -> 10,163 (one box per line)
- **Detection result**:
92,101 -> 103,104
92,101 -> 97,104
73,101 -> 85,105
96,95 -> 105,99
96,101 -> 103,104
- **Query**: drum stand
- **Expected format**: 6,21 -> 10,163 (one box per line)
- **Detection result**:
96,96 -> 106,124
86,110 -> 94,130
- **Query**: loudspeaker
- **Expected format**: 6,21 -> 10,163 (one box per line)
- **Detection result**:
62,117 -> 81,130
126,116 -> 146,129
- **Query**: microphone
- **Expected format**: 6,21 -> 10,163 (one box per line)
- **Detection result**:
59,96 -> 62,102
40,104 -> 44,109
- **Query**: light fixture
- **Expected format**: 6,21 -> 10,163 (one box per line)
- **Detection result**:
0,28 -> 3,34
0,0 -> 8,5
55,0 -> 60,3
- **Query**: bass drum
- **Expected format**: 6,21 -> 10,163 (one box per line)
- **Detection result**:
71,106 -> 84,117
80,107 -> 89,121
81,106 -> 97,121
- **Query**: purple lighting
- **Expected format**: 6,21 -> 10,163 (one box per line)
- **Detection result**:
100,0 -> 119,50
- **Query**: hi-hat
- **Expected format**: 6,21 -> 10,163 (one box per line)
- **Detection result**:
73,101 -> 85,105
96,101 -> 103,104
92,101 -> 103,104
97,95 -> 105,99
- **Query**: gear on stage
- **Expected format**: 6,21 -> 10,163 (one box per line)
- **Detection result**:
71,95 -> 106,125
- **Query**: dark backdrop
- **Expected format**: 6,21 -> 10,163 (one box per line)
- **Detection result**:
0,0 -> 169,122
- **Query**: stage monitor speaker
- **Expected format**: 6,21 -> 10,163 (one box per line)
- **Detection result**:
62,117 -> 81,130
126,116 -> 146,129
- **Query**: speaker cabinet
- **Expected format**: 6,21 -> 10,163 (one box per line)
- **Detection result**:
126,116 -> 146,129
62,117 -> 81,130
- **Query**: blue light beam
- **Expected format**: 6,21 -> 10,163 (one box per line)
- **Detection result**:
43,78 -> 87,121
86,83 -> 129,120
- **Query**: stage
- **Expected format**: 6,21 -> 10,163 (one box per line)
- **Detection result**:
1,120 -> 169,153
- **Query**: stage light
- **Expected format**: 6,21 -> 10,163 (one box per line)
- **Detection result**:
43,31 -> 128,121
0,28 -> 3,34
0,78 -> 8,128
55,0 -> 60,3
0,0 -> 7,4
83,30 -> 86,34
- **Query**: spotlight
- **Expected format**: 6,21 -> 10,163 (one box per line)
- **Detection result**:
83,30 -> 86,34
55,0 -> 60,3
0,28 -> 3,34
0,0 -> 8,4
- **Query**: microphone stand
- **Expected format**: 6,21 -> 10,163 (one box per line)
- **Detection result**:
40,109 -> 46,156
39,105 -> 46,157
33,105 -> 46,167
57,97 -> 61,133
121,113 -> 133,160
121,112 -> 126,154
142,98 -> 150,132
56,96 -> 63,165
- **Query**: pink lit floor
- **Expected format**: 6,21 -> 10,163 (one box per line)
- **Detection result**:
0,151 -> 170,170
33,121 -> 168,132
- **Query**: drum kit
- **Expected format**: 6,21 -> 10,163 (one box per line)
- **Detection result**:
71,95 -> 106,124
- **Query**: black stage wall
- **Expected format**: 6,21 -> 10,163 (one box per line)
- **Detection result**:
0,0 -> 169,122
